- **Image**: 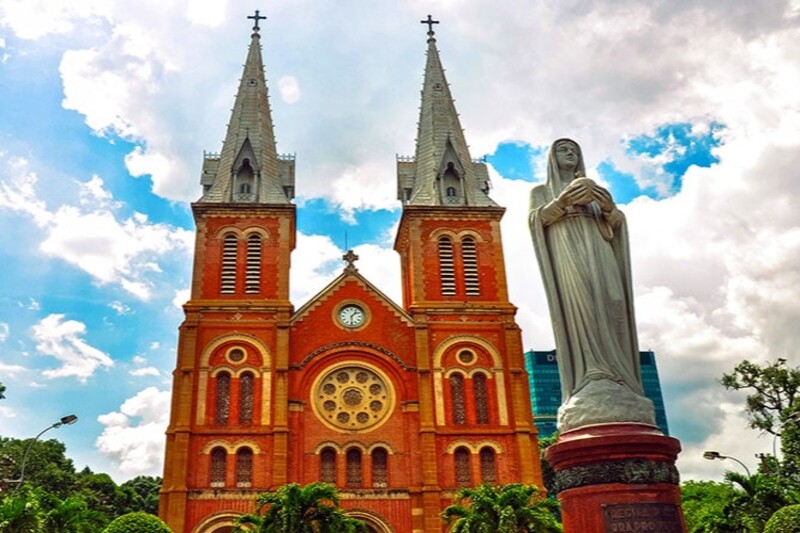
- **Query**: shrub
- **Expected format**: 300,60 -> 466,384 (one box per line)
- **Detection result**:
104,511 -> 171,532
764,505 -> 800,533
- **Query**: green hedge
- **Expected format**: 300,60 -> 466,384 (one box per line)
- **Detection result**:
765,505 -> 800,533
104,511 -> 172,532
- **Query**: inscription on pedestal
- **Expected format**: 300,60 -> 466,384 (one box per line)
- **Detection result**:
603,503 -> 682,532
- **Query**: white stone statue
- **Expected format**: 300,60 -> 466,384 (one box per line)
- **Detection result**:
529,138 -> 655,432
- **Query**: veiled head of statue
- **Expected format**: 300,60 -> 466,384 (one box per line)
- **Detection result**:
548,138 -> 586,191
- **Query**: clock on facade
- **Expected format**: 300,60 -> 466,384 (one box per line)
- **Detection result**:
338,304 -> 365,328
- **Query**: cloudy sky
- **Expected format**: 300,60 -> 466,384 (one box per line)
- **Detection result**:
1,0 -> 799,484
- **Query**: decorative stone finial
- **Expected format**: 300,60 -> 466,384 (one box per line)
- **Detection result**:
342,249 -> 359,273
420,14 -> 439,40
248,9 -> 267,33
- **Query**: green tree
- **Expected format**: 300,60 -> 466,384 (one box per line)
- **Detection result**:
234,482 -> 366,533
680,480 -> 739,532
43,493 -> 108,532
0,380 -> 6,399
103,511 -> 171,532
120,475 -> 162,515
442,483 -> 561,533
721,359 -> 800,476
0,437 -> 78,498
0,488 -> 44,532
538,434 -> 558,498
724,471 -> 800,532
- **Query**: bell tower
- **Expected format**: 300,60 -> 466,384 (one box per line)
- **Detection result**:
394,18 -> 543,531
160,11 -> 296,532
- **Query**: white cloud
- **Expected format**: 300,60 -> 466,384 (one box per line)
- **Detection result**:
130,366 -> 160,377
133,355 -> 147,366
172,288 -> 190,309
0,156 -> 193,299
149,341 -> 160,350
0,322 -> 8,342
32,313 -> 114,382
96,386 -> 170,476
278,75 -> 301,104
0,406 -> 15,418
108,301 -> 132,315
0,362 -> 27,377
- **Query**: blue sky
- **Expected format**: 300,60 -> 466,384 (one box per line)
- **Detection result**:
1,0 -> 799,483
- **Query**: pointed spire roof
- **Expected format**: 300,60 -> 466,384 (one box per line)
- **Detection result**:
199,12 -> 294,204
398,17 -> 496,207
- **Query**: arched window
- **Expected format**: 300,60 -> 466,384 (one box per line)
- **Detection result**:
438,237 -> 456,296
461,236 -> 480,296
239,183 -> 252,194
215,372 -> 231,424
236,447 -> 253,487
372,448 -> 388,488
320,447 -> 337,484
454,447 -> 471,487
210,447 -> 226,487
245,233 -> 261,294
480,447 -> 497,484
446,186 -> 457,197
346,448 -> 362,488
450,373 -> 466,425
239,372 -> 254,424
473,373 -> 489,424
220,233 -> 238,294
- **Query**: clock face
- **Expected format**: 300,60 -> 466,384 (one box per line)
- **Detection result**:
338,305 -> 365,328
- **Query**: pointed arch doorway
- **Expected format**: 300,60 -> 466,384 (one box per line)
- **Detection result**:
348,510 -> 394,533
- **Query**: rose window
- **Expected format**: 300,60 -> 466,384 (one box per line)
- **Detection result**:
313,366 -> 392,431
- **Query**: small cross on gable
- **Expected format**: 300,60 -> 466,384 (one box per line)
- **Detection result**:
342,250 -> 359,273
248,10 -> 267,32
420,14 -> 440,36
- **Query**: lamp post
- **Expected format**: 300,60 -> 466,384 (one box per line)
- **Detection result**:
703,450 -> 752,476
6,414 -> 78,493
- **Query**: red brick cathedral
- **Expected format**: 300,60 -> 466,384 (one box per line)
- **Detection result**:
160,15 -> 543,533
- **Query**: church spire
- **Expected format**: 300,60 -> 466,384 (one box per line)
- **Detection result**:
199,11 -> 295,204
397,16 -> 495,207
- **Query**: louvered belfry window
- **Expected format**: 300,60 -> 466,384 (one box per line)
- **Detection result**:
239,372 -> 254,424
236,448 -> 253,487
480,447 -> 497,484
450,373 -> 466,425
320,448 -> 336,483
474,372 -> 490,424
220,233 -> 238,294
454,447 -> 471,486
245,233 -> 261,294
346,448 -> 362,488
210,447 -> 226,487
461,236 -> 480,296
438,237 -> 456,296
215,372 -> 231,424
372,448 -> 388,487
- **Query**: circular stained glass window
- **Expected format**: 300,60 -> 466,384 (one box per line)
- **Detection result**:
312,365 -> 393,431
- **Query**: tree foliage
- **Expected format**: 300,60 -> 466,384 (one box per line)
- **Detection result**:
680,480 -> 739,533
764,504 -> 800,533
233,482 -> 366,533
103,511 -> 171,533
442,483 -> 561,533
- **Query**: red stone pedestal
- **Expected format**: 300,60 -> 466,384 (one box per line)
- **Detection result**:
545,423 -> 687,533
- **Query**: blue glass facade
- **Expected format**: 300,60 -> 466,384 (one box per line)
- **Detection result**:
524,350 -> 670,438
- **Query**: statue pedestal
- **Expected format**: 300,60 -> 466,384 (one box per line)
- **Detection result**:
545,423 -> 687,532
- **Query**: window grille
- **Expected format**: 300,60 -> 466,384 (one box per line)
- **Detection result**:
245,233 -> 261,294
372,448 -> 388,488
215,372 -> 231,424
450,373 -> 466,425
239,372 -> 254,424
346,448 -> 362,488
236,448 -> 253,487
210,447 -> 226,487
454,447 -> 471,486
221,233 -> 238,294
320,448 -> 336,483
461,237 -> 480,296
438,237 -> 456,296
480,447 -> 497,484
474,373 -> 489,424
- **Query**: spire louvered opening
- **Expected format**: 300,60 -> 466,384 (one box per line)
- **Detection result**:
474,372 -> 489,424
438,237 -> 456,296
239,372 -> 254,424
215,372 -> 231,424
245,233 -> 262,293
461,236 -> 480,296
450,373 -> 466,424
221,233 -> 238,294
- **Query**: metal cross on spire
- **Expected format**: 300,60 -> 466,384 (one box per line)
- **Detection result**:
342,249 -> 359,273
420,14 -> 439,36
248,10 -> 267,32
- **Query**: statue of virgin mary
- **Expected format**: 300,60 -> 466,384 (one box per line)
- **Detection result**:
529,138 -> 655,431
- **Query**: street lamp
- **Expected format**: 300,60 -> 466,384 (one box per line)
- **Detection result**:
703,450 -> 752,476
6,414 -> 78,493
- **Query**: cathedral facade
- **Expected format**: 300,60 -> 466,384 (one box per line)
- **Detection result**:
159,16 -> 543,533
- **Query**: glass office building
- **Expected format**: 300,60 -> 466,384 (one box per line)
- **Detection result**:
524,350 -> 670,438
